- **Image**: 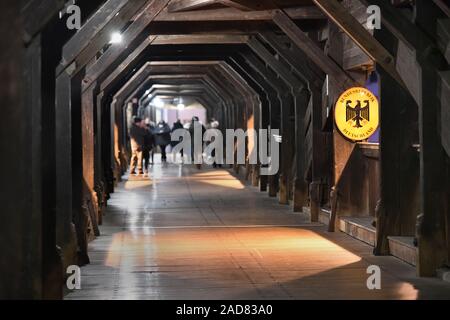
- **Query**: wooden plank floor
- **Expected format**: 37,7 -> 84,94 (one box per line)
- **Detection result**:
65,159 -> 450,300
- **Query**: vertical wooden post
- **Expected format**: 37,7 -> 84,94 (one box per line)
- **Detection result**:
81,84 -> 96,192
55,71 -> 78,269
111,99 -> 122,182
310,86 -> 326,222
375,67 -> 419,255
416,61 -> 449,276
258,93 -> 272,192
279,93 -> 294,205
0,2 -> 42,298
95,92 -> 104,195
268,95 -> 281,198
81,83 -> 100,239
293,90 -> 310,212
25,34 -> 45,299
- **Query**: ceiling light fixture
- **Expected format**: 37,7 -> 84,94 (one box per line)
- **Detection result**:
110,32 -> 123,44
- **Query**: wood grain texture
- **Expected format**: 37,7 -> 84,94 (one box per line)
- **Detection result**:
440,71 -> 450,157
83,0 -> 171,89
313,0 -> 405,89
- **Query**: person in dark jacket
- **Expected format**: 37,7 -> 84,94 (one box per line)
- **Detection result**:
129,117 -> 146,175
188,116 -> 206,168
171,119 -> 184,134
154,120 -> 171,162
171,119 -> 185,159
142,118 -> 155,176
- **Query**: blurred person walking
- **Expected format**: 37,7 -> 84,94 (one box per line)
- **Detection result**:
171,119 -> 185,161
154,120 -> 171,162
188,116 -> 206,169
142,118 -> 155,176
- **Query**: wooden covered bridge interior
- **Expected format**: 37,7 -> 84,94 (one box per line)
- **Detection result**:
1,0 -> 450,299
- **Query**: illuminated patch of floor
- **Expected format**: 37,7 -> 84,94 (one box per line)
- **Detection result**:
65,164 -> 450,300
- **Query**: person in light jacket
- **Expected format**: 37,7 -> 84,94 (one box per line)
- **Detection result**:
129,117 -> 146,175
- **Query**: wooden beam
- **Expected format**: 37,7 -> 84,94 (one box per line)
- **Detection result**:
83,0 -> 171,89
140,85 -> 221,109
416,61 -> 449,276
261,31 -> 326,215
375,68 -> 420,255
440,71 -> 450,157
148,84 -> 210,90
243,45 -> 308,203
311,0 -> 406,89
240,51 -> 286,93
168,0 -> 217,12
58,0 -> 148,74
292,89 -> 310,212
61,0 -> 127,67
1,2 -> 48,297
108,63 -> 255,160
437,19 -> 450,64
93,27 -> 310,208
109,63 -> 204,98
226,56 -> 273,190
168,0 -> 277,12
366,0 -> 450,275
247,36 -> 305,91
145,90 -> 215,102
272,9 -> 357,205
145,89 -> 211,97
81,84 -> 96,196
21,0 -> 65,43
229,56 -> 278,100
94,91 -> 105,217
23,33 -> 44,298
272,10 -> 357,91
359,0 -> 428,51
73,43 -> 247,107
157,6 -> 325,21
219,0 -> 277,11
54,70 -> 77,270
359,0 -> 441,106
272,9 -> 360,229
258,31 -> 324,88
433,0 -> 450,17
99,35 -> 157,92
146,90 -> 212,98
152,34 -> 249,45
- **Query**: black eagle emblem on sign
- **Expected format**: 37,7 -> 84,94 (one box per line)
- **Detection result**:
346,100 -> 370,128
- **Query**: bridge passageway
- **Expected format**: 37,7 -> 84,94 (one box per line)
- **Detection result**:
4,0 -> 450,301
65,162 -> 450,300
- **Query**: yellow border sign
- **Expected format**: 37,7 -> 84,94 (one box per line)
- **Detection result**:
335,87 -> 379,142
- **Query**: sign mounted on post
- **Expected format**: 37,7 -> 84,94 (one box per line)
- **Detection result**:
334,87 -> 379,142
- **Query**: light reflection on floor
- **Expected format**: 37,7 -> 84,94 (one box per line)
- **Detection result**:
65,161 -> 450,300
